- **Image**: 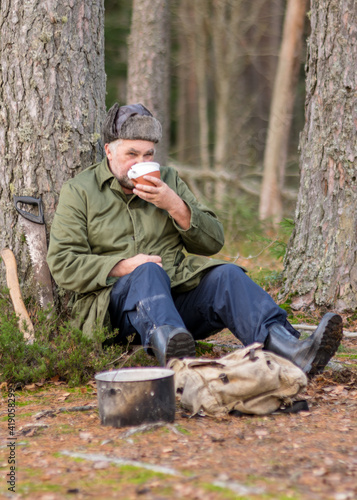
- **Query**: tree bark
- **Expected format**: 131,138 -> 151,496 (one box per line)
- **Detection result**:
282,0 -> 357,311
259,0 -> 307,223
127,0 -> 170,166
0,0 -> 105,293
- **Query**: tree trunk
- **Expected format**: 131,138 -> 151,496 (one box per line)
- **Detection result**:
0,0 -> 105,292
211,0 -> 242,205
193,0 -> 210,174
127,0 -> 170,166
282,0 -> 357,312
175,0 -> 200,165
259,0 -> 307,223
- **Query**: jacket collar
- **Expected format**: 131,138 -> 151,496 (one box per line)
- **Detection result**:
95,157 -> 131,198
96,157 -> 115,190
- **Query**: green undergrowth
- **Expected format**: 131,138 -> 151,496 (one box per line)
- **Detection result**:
0,288 -> 128,388
249,268 -> 283,290
195,341 -> 214,356
216,194 -> 294,264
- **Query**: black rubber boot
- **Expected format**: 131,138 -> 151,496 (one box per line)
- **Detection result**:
149,325 -> 196,366
264,313 -> 343,376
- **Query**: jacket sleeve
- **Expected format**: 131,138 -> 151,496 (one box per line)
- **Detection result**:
169,170 -> 225,256
47,182 -> 120,294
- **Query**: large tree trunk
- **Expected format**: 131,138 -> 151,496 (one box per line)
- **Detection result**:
259,0 -> 307,223
127,0 -> 170,166
0,0 -> 105,293
282,0 -> 357,312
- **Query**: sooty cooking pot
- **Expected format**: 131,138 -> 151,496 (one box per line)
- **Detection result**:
95,367 -> 176,428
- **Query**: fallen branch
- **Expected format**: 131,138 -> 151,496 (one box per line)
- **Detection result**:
294,324 -> 357,338
34,404 -> 97,420
169,160 -> 297,200
60,451 -> 180,476
1,248 -> 34,342
119,422 -> 185,439
59,404 -> 97,412
106,351 -> 129,366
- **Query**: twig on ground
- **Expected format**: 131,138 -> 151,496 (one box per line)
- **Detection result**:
295,324 -> 357,338
60,451 -> 180,476
118,422 -> 185,439
34,404 -> 97,420
106,351 -> 129,366
118,345 -> 149,369
59,404 -> 97,412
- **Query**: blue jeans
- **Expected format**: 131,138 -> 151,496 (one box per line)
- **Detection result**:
108,262 -> 299,348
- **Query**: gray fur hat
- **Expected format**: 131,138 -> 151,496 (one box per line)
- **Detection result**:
102,103 -> 162,145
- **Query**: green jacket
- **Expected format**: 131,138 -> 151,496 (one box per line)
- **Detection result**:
47,158 -> 227,337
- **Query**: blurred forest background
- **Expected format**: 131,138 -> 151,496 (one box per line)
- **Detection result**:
104,0 -> 309,254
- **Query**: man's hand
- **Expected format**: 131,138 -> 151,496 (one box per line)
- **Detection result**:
133,177 -> 191,230
108,254 -> 162,278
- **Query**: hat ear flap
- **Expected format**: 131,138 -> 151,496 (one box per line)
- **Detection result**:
102,103 -> 120,145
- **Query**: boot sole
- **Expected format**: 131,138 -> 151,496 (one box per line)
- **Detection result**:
309,313 -> 343,377
166,331 -> 196,360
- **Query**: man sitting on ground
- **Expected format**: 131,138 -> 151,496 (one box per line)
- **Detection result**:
47,103 -> 343,374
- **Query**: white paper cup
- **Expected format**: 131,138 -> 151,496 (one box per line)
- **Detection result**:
128,162 -> 160,186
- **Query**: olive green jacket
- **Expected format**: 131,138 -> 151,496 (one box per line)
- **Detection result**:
47,158 -> 226,337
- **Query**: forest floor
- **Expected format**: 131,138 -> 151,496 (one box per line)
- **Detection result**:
1,256 -> 357,500
1,328 -> 356,500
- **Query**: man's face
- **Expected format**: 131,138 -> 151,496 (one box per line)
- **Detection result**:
105,139 -> 155,193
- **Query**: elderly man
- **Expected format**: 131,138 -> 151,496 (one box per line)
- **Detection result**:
47,103 -> 343,373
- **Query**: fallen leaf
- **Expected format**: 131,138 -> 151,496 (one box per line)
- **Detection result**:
330,385 -> 348,395
93,461 -> 109,469
24,383 -> 37,391
255,430 -> 269,437
312,467 -> 327,476
57,392 -> 71,402
79,431 -> 92,441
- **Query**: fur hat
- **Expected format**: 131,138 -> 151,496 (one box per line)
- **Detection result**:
102,103 -> 162,145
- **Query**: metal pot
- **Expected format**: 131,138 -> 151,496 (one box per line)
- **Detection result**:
95,367 -> 176,428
